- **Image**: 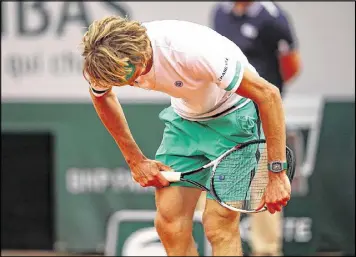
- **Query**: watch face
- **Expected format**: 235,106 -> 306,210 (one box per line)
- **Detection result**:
272,162 -> 282,171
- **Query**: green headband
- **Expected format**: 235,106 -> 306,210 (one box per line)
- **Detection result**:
125,62 -> 136,81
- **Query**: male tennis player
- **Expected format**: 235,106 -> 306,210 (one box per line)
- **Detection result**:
81,16 -> 291,256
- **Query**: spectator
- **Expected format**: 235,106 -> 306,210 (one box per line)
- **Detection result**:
212,1 -> 301,96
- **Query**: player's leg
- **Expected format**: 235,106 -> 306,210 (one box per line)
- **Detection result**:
155,186 -> 202,256
155,106 -> 211,256
203,199 -> 242,256
155,153 -> 208,256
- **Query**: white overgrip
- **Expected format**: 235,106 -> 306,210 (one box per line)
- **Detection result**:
161,171 -> 181,182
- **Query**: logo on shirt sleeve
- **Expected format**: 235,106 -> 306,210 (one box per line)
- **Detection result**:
218,58 -> 229,82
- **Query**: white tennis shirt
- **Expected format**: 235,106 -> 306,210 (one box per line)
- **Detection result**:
91,20 -> 259,121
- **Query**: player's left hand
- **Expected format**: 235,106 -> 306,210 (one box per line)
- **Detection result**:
256,172 -> 291,214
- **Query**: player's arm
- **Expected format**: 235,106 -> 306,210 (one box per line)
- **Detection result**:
89,87 -> 170,188
237,70 -> 292,213
190,48 -> 290,212
237,68 -> 286,173
90,88 -> 146,165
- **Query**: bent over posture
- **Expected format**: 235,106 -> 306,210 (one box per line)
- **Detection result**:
80,16 -> 291,256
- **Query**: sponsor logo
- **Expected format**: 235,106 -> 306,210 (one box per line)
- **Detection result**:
218,58 -> 229,81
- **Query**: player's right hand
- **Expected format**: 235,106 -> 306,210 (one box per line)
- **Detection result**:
256,172 -> 291,214
130,158 -> 171,188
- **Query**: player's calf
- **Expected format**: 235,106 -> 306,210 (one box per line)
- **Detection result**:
155,212 -> 195,255
154,186 -> 201,255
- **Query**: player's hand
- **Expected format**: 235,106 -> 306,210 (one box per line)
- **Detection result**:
130,158 -> 171,188
256,172 -> 291,214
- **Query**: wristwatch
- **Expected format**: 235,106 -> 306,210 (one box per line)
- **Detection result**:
268,161 -> 288,173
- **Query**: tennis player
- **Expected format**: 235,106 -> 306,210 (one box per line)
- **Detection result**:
81,16 -> 291,256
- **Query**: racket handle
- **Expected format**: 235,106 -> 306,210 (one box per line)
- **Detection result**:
161,171 -> 181,182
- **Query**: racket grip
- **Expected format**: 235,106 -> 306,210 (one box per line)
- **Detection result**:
161,171 -> 181,182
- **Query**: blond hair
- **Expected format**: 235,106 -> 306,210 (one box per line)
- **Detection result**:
81,16 -> 151,87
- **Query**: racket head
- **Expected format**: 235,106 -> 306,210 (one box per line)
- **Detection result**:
209,139 -> 296,213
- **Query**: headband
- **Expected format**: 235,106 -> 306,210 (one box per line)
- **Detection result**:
125,62 -> 136,81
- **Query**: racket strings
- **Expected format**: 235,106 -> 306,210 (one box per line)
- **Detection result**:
212,143 -> 269,211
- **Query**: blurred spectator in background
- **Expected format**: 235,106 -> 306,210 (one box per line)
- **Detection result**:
211,1 -> 302,256
212,1 -> 301,96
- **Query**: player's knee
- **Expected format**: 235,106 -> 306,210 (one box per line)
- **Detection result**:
154,211 -> 193,240
202,206 -> 240,244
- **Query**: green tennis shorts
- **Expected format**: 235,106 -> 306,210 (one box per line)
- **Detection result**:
155,100 -> 263,199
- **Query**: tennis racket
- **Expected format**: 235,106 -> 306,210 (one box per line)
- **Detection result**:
161,139 -> 296,213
